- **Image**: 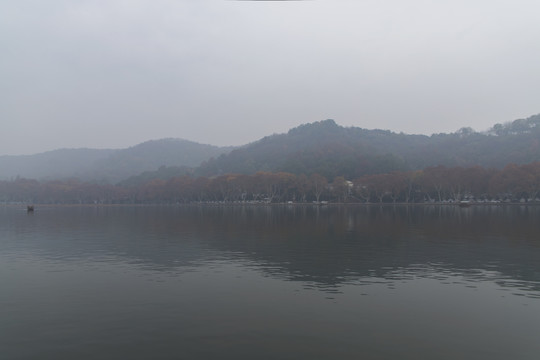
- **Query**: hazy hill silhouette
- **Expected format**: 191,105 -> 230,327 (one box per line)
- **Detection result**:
1,114 -> 539,183
197,114 -> 540,179
0,139 -> 232,183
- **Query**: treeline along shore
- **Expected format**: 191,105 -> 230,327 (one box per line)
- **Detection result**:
2,162 -> 540,205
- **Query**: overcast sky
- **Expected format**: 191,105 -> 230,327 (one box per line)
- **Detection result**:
1,0 -> 539,155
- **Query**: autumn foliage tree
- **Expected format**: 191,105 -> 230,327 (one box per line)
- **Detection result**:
2,162 -> 540,204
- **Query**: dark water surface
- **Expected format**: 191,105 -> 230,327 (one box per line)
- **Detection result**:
1,205 -> 540,359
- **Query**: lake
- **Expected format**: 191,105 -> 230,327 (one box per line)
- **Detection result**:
1,205 -> 540,359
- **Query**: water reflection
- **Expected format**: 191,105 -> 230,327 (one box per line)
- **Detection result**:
2,205 -> 540,360
2,205 -> 539,297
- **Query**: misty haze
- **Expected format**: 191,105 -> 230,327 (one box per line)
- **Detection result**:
1,1 -> 540,359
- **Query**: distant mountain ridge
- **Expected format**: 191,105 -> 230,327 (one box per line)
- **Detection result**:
85,139 -> 233,183
0,139 -> 232,183
2,114 -> 539,183
0,148 -> 116,181
196,114 -> 540,179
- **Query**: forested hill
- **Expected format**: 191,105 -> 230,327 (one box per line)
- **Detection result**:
0,139 -> 232,183
197,114 -> 540,179
86,139 -> 232,183
2,114 -> 539,183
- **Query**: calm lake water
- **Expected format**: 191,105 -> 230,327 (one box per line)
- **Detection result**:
1,205 -> 540,359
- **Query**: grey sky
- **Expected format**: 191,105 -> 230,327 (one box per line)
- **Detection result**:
1,0 -> 539,155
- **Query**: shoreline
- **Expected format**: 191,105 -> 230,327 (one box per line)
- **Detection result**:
2,201 -> 540,208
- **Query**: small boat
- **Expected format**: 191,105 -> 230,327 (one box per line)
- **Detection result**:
458,201 -> 471,208
27,205 -> 34,212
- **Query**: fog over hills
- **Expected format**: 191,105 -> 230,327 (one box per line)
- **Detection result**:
0,139 -> 232,183
197,114 -> 540,179
0,148 -> 116,182
1,114 -> 539,183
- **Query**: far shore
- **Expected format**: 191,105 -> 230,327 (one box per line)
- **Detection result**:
3,201 -> 540,208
